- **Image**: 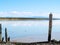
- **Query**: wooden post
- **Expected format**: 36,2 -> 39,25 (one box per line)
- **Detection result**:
8,37 -> 10,42
0,24 -> 2,42
5,28 -> 8,42
2,37 -> 4,42
48,13 -> 52,42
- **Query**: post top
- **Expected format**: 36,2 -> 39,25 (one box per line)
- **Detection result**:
49,13 -> 53,15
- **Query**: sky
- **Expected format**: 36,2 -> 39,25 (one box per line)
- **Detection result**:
0,0 -> 60,42
0,0 -> 60,18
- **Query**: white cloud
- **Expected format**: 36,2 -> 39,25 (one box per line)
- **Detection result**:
0,12 -> 8,15
10,11 -> 21,15
52,13 -> 60,18
0,11 -> 32,17
0,11 -> 60,18
0,11 -> 32,15
10,11 -> 32,15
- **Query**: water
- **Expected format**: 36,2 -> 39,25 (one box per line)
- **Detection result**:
0,20 -> 60,42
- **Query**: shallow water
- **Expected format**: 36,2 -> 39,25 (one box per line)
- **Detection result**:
0,20 -> 60,42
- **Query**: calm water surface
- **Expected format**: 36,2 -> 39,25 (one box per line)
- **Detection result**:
0,20 -> 60,42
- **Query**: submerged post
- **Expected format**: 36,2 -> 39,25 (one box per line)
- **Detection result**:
48,13 -> 52,42
2,37 -> 4,42
5,28 -> 8,42
8,37 -> 10,42
0,24 -> 2,42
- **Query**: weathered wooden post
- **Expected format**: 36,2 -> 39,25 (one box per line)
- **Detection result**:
2,37 -> 4,42
0,24 -> 2,42
48,13 -> 52,43
5,28 -> 12,45
5,28 -> 8,42
8,37 -> 10,42
6,37 -> 11,45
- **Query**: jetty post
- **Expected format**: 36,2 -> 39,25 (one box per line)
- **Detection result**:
0,24 -> 2,42
48,13 -> 52,42
5,28 -> 8,42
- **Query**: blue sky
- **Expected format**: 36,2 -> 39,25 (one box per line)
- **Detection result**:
0,0 -> 60,42
0,0 -> 60,18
